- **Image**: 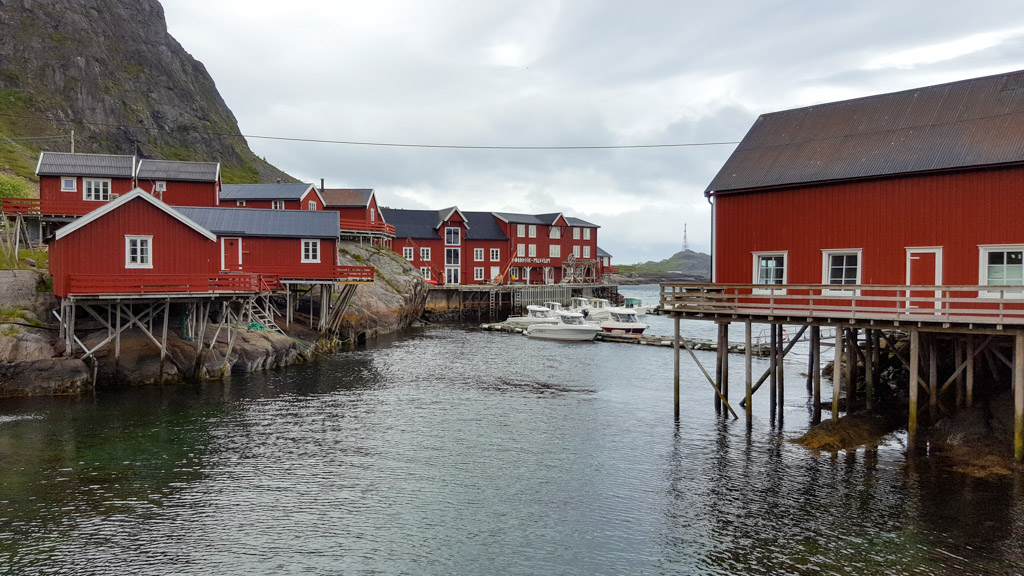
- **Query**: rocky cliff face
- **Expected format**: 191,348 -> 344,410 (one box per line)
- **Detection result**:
0,0 -> 292,183
337,242 -> 429,341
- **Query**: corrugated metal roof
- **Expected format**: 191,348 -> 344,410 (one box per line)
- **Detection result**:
381,208 -> 448,239
597,246 -> 611,258
322,188 -> 373,207
493,212 -> 565,225
706,69 -> 1024,194
172,207 -> 339,238
463,211 -> 508,240
36,152 -> 135,178
220,183 -> 315,201
565,216 -> 599,228
136,159 -> 220,182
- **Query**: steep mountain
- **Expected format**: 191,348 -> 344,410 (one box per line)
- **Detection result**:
0,0 -> 293,184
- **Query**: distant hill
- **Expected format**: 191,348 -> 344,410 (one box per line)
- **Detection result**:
0,0 -> 293,184
615,250 -> 711,282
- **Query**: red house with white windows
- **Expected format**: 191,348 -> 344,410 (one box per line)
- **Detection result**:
706,70 -> 1024,303
135,159 -> 221,207
35,151 -> 136,217
383,207 -> 469,284
320,187 -> 395,246
49,189 -> 350,297
220,183 -> 325,211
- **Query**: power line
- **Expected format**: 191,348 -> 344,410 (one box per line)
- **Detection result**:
0,112 -> 740,150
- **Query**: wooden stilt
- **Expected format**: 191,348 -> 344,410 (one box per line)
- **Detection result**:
811,325 -> 821,425
833,325 -> 843,421
769,323 -> 777,422
929,336 -> 938,421
1016,332 -> 1024,462
909,330 -> 920,453
159,300 -> 170,384
673,316 -> 680,421
967,338 -> 975,409
115,301 -> 122,370
714,323 -> 724,413
745,320 -> 752,424
845,328 -> 855,413
776,323 -> 784,424
955,340 -> 964,409
722,322 -> 729,408
865,329 -> 874,413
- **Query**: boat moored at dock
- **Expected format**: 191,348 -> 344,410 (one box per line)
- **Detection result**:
524,311 -> 600,341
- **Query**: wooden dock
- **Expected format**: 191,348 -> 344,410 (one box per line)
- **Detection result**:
479,322 -> 770,355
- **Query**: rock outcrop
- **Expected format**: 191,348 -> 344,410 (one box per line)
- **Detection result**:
336,242 -> 428,341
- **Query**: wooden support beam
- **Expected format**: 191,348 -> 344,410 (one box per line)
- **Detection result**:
1016,332 -> 1024,462
909,329 -> 920,454
769,323 -> 777,421
776,323 -> 785,423
674,315 -> 680,421
929,336 -> 938,421
833,325 -> 842,421
740,324 -> 808,404
846,327 -> 856,413
967,338 -> 975,408
715,323 -> 724,413
680,335 -> 739,419
865,329 -> 874,413
811,325 -> 821,425
722,322 -> 729,409
745,320 -> 752,425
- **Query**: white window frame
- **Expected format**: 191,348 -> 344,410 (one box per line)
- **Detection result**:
272,200 -> 285,210
445,227 -> 461,246
474,267 -> 484,281
61,177 -> 76,192
528,244 -> 536,257
420,267 -> 431,280
573,227 -> 581,240
583,228 -> 591,240
979,244 -> 1024,298
549,227 -> 561,239
509,267 -> 520,281
821,249 -> 861,294
301,239 -> 321,263
446,266 -> 460,285
490,266 -> 500,281
583,246 -> 591,259
528,225 -> 536,238
573,245 -> 581,258
83,178 -> 111,201
517,224 -> 526,237
517,244 -> 525,257
236,200 -> 246,207
125,235 -> 153,269
549,244 -> 560,258
490,248 -> 500,262
154,181 -> 167,192
474,248 -> 484,261
370,208 -> 376,222
308,201 -> 317,210
402,247 -> 414,261
445,247 -> 460,266
420,247 -> 431,261
752,251 -> 788,295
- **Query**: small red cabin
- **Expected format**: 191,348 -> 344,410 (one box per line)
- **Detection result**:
135,159 -> 221,207
321,188 -> 395,244
36,152 -> 136,217
220,183 -> 325,211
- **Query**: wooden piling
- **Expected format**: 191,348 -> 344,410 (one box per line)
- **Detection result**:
745,320 -> 752,424
832,325 -> 842,421
769,323 -> 777,421
929,336 -> 938,421
1015,332 -> 1023,462
865,329 -> 874,412
674,315 -> 680,421
811,325 -> 821,425
776,323 -> 784,423
909,329 -> 920,453
967,338 -> 975,408
722,322 -> 729,408
845,328 -> 855,413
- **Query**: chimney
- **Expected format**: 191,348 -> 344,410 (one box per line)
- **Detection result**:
320,178 -> 325,193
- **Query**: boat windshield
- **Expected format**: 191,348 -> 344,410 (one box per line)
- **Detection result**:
560,315 -> 586,325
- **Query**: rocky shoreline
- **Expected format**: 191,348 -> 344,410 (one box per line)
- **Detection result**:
0,242 -> 428,397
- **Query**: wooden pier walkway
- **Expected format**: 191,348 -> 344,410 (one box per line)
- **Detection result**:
479,322 -> 770,355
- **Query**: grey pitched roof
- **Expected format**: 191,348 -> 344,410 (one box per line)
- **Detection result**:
597,246 -> 611,258
463,212 -> 508,241
322,188 -> 373,208
172,207 -> 339,238
493,212 -> 565,225
706,69 -> 1024,195
565,216 -> 599,228
137,159 -> 220,182
36,152 -> 135,178
220,183 -> 315,201
380,208 -> 450,239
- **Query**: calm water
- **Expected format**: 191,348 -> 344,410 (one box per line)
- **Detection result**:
1,286 -> 1022,575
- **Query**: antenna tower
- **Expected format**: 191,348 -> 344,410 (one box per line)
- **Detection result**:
683,223 -> 689,252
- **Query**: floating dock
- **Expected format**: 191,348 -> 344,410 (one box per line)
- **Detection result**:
480,322 -> 770,355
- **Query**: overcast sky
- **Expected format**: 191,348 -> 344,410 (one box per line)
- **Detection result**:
161,1 -> 1024,264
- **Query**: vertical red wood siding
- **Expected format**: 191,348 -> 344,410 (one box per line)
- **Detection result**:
138,180 -> 219,207
713,166 -> 1024,285
40,175 -> 135,215
241,237 -> 338,279
50,198 -> 218,297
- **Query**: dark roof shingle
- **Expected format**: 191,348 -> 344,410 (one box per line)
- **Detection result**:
322,188 -> 373,207
172,207 -> 339,238
137,159 -> 220,182
220,183 -> 315,201
36,152 -> 135,178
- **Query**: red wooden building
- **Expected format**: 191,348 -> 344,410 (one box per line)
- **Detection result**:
383,207 -> 470,284
35,151 -> 136,217
135,159 -> 221,207
320,187 -> 395,245
220,183 -> 325,211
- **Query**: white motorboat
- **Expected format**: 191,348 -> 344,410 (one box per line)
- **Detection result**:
525,311 -> 600,341
505,305 -> 559,326
569,297 -> 613,321
598,309 -> 648,334
621,297 -> 653,317
542,301 -> 565,312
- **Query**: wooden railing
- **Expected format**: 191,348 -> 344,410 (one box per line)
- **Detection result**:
1,198 -> 104,216
242,265 -> 376,284
660,283 -> 1024,327
65,273 -> 272,296
338,219 -> 396,236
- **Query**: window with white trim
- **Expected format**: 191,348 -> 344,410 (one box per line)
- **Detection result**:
402,247 -> 414,261
980,246 -> 1024,290
517,244 -> 525,257
528,244 -> 536,257
445,248 -> 460,266
474,248 -> 484,261
302,239 -> 321,263
84,179 -> 111,201
236,201 -> 246,207
61,177 -> 76,192
308,201 -> 317,210
573,245 -> 581,258
155,181 -> 167,192
528,225 -> 536,238
549,244 -> 560,258
272,200 -> 285,210
583,246 -> 591,259
583,228 -> 591,240
517,224 -> 526,237
490,248 -> 500,261
509,267 -> 520,281
754,252 -> 787,285
370,208 -> 376,222
822,250 -> 860,288
549,227 -> 560,239
125,235 -> 152,268
420,267 -> 431,280
474,267 -> 484,281
445,227 -> 461,246
420,247 -> 431,261
573,227 -> 581,240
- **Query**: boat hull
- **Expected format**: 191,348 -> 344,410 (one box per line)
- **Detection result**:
524,325 -> 599,341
